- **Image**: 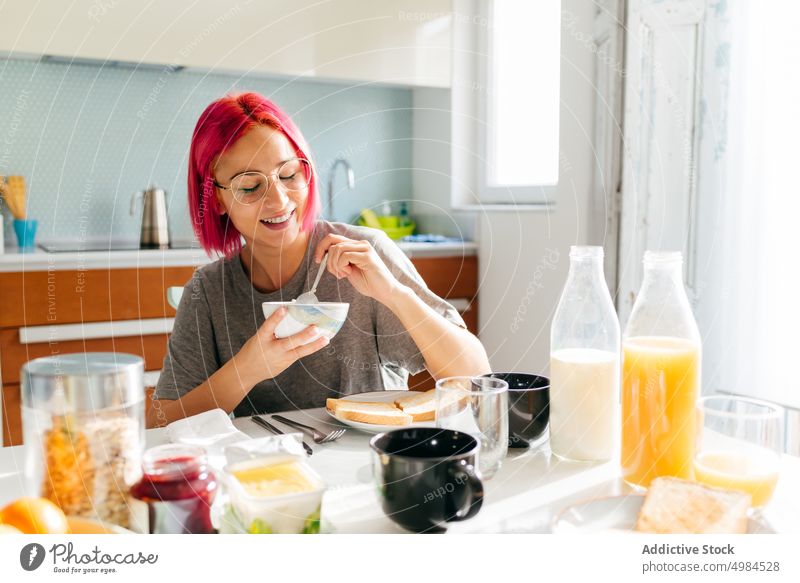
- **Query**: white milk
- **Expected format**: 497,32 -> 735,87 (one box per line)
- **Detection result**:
549,348 -> 619,461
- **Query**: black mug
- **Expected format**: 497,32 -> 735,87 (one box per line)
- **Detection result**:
370,428 -> 484,533
483,372 -> 550,448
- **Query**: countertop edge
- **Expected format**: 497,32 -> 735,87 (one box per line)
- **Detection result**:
0,241 -> 478,271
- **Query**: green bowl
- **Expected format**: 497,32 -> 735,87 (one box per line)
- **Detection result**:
357,216 -> 415,240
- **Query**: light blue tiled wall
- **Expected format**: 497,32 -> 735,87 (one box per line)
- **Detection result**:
0,57 -> 412,245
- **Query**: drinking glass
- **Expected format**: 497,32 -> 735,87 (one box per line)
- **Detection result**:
694,396 -> 784,508
435,376 -> 509,479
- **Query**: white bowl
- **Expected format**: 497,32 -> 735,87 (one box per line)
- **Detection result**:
262,301 -> 349,343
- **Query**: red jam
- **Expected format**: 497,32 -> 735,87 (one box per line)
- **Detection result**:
130,444 -> 217,534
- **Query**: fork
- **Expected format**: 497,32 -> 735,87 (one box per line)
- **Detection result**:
272,415 -> 346,444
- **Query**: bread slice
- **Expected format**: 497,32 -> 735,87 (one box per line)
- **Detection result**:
334,400 -> 413,426
395,387 -> 471,421
394,390 -> 437,422
326,398 -> 343,414
326,397 -> 378,414
635,477 -> 751,534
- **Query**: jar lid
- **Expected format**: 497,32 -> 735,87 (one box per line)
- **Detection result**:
22,352 -> 144,412
141,444 -> 208,479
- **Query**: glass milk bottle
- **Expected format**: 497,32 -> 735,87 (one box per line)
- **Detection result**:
550,246 -> 620,461
621,251 -> 701,487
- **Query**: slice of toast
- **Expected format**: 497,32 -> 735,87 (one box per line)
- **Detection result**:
326,397 -> 343,414
394,389 -> 437,422
395,388 -> 471,421
326,397 -> 380,414
333,400 -> 413,426
327,398 -> 413,426
635,477 -> 751,534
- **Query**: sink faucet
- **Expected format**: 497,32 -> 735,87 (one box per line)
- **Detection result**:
326,158 -> 355,222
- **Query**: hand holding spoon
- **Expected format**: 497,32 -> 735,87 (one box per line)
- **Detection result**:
295,253 -> 328,304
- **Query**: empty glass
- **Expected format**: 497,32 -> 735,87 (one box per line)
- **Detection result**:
435,376 -> 509,479
694,395 -> 784,508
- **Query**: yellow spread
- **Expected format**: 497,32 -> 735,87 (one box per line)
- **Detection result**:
232,462 -> 317,497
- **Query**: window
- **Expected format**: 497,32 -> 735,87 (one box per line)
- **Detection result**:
451,0 -> 561,207
486,0 -> 560,187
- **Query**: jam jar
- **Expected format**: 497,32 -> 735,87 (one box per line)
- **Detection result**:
130,444 -> 217,534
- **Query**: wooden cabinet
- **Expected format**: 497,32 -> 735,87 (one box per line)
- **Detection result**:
0,266 -> 196,446
0,254 -> 477,446
408,255 -> 478,392
0,0 -> 452,87
1,383 -> 20,447
0,268 -> 193,327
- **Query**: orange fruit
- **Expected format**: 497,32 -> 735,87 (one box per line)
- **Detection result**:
0,497 -> 69,534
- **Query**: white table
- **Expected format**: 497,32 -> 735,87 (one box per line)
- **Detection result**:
2,408 -> 799,533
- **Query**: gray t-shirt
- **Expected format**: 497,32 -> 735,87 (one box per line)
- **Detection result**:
155,220 -> 466,417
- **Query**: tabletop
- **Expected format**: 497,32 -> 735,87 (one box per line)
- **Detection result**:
1,407 -> 798,534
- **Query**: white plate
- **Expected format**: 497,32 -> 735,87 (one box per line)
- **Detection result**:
551,494 -> 775,534
325,390 -> 437,434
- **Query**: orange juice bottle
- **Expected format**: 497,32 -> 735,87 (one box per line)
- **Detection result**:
621,252 -> 701,488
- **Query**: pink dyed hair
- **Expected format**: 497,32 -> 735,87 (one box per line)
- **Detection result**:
188,92 -> 320,257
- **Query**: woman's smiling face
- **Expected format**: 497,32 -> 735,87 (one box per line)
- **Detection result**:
213,125 -> 308,249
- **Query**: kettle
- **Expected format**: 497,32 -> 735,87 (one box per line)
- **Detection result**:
131,187 -> 170,249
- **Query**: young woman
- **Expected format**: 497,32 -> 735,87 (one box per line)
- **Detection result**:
148,92 -> 490,427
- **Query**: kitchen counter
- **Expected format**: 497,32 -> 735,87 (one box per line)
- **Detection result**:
0,240 -> 477,272
399,240 -> 478,258
1,407 -> 798,533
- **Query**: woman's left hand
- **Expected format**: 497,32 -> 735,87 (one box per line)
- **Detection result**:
314,234 -> 403,305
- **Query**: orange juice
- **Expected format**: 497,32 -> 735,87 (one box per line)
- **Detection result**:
621,336 -> 700,487
694,452 -> 779,507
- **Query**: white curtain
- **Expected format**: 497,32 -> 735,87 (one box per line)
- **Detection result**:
716,0 -> 800,408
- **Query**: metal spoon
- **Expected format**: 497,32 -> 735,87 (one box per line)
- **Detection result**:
295,253 -> 328,304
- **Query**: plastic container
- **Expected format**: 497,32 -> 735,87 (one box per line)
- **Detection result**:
621,251 -> 702,487
220,455 -> 324,534
550,246 -> 620,461
21,353 -> 146,530
356,214 -> 415,240
130,444 -> 217,534
13,218 -> 38,249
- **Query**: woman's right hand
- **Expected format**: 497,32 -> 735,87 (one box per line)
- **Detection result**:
232,307 -> 330,386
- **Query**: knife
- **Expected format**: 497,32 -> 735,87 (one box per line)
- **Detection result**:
251,415 -> 314,456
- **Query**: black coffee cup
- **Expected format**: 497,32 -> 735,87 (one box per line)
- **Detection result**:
370,427 -> 484,533
483,372 -> 549,448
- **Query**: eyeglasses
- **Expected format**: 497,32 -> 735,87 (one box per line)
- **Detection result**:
214,158 -> 312,205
